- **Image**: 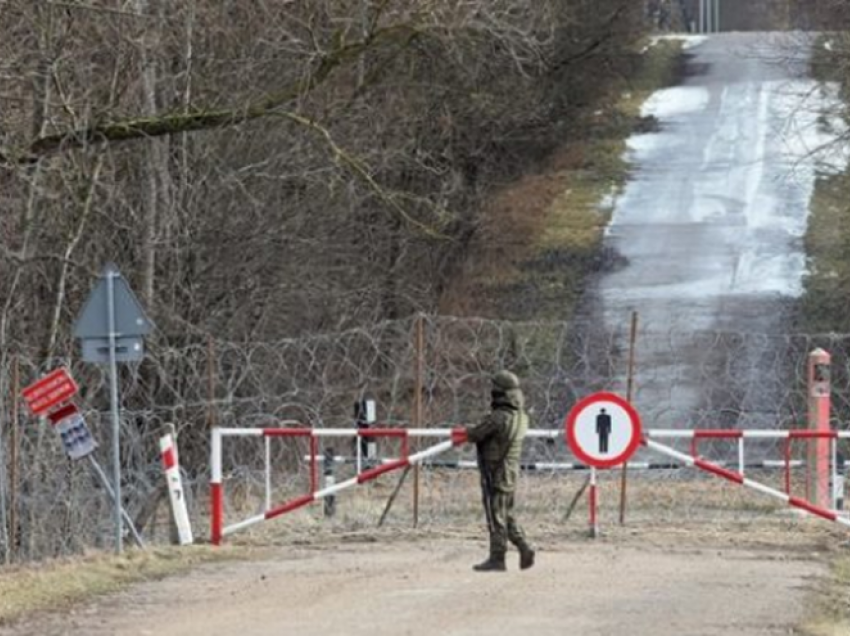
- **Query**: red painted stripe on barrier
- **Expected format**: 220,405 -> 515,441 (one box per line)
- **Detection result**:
694,458 -> 744,484
265,494 -> 315,520
211,483 -> 223,546
357,459 -> 409,484
789,496 -> 838,522
358,429 -> 407,438
789,430 -> 838,439
263,428 -> 311,437
309,436 -> 318,494
162,446 -> 177,471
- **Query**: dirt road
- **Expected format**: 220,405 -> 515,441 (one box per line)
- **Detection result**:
2,537 -> 821,636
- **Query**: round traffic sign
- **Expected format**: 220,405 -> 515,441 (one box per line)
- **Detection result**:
565,392 -> 642,469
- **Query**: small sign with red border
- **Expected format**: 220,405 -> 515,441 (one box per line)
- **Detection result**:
565,392 -> 642,469
21,368 -> 79,416
48,403 -> 98,461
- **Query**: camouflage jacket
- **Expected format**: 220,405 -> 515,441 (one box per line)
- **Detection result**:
465,388 -> 529,493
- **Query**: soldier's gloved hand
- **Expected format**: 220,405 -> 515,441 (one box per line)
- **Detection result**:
451,427 -> 468,446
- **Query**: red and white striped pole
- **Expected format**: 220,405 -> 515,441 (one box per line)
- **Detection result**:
808,348 -> 831,508
160,426 -> 193,545
211,427 -> 223,546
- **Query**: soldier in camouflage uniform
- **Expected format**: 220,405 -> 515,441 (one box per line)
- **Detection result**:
456,370 -> 535,572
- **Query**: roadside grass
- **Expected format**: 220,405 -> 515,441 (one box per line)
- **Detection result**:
440,38 -> 684,321
799,555 -> 850,636
0,545 -> 251,626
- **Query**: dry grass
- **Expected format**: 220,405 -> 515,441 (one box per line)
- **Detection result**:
799,556 -> 850,636
440,39 -> 685,320
0,545 -> 252,626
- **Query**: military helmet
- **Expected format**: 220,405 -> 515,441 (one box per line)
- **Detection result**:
491,370 -> 520,391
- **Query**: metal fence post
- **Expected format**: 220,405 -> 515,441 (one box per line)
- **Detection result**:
323,447 -> 336,518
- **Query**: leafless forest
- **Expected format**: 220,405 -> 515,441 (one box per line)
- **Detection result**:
0,0 -> 659,560
0,0 -> 652,354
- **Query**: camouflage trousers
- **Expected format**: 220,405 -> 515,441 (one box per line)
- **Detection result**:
480,470 -> 529,557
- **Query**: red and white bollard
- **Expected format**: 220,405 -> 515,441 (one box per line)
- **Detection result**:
160,426 -> 193,545
807,349 -> 831,509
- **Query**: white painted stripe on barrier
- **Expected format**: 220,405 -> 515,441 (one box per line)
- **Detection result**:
644,439 -> 696,466
763,460 -> 804,468
738,438 -> 745,476
743,478 -> 790,502
211,428 -> 222,483
312,429 -> 357,437
219,428 -> 264,437
645,430 -> 695,438
836,515 -> 850,528
409,440 -> 455,464
224,513 -> 265,536
743,430 -> 789,439
314,475 -> 359,500
530,462 -> 579,470
264,437 -> 272,512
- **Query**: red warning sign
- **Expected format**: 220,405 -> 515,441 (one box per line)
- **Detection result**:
21,368 -> 79,416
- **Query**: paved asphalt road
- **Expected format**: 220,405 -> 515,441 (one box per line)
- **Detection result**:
595,33 -> 845,435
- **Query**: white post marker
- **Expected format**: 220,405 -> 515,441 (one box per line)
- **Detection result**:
160,431 -> 193,545
565,392 -> 642,537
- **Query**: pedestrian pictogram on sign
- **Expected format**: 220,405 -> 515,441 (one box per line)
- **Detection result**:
21,368 -> 79,416
565,392 -> 642,469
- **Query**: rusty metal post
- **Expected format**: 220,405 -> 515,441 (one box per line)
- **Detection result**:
9,355 -> 19,562
413,315 -> 424,528
619,311 -> 638,525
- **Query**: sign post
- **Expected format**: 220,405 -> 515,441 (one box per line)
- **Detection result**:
73,263 -> 152,554
21,368 -> 145,549
565,392 -> 642,537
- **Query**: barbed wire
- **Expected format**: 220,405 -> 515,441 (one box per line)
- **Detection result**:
2,314 -> 850,562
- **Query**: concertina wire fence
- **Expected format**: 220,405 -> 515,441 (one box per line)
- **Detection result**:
1,314 -> 850,563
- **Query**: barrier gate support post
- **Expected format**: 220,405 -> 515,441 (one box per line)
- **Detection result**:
808,348 -> 831,509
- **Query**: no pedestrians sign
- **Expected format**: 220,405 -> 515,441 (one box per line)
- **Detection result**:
565,392 -> 642,469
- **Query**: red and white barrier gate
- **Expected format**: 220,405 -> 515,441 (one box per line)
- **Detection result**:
645,429 -> 850,528
211,427 -> 570,544
211,427 -> 850,544
210,427 -> 478,544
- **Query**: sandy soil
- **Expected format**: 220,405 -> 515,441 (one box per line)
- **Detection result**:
1,535 -> 823,636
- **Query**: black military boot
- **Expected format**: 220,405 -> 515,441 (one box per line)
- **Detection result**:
518,545 -> 536,570
472,554 -> 506,572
